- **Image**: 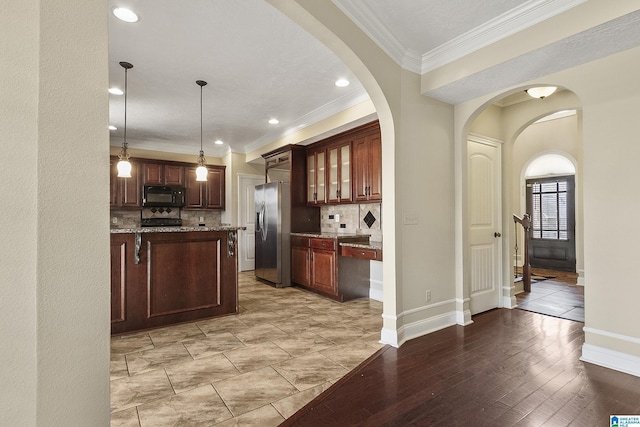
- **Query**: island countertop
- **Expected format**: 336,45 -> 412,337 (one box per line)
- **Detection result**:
110,226 -> 246,234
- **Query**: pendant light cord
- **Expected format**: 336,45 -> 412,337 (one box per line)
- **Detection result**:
124,67 -> 128,149
200,83 -> 203,154
118,61 -> 133,157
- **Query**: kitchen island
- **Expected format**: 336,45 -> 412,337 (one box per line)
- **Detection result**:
110,226 -> 243,335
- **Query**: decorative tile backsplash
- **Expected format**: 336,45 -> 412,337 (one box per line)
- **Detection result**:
111,209 -> 222,228
320,203 -> 382,242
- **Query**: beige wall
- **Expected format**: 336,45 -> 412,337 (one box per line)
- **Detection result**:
1,0 -> 111,425
221,152 -> 264,226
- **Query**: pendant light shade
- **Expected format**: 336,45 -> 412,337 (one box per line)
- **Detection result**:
117,61 -> 134,177
526,86 -> 557,99
195,80 -> 208,182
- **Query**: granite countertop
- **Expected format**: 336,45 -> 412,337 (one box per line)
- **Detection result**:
340,241 -> 383,250
290,232 -> 370,240
110,226 -> 246,234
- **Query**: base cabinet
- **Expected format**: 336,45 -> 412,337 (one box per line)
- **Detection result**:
110,231 -> 238,334
291,235 -> 368,301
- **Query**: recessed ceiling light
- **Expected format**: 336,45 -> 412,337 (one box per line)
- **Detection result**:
335,79 -> 350,87
214,139 -> 224,145
268,118 -> 279,125
113,7 -> 139,23
109,125 -> 117,131
109,87 -> 123,95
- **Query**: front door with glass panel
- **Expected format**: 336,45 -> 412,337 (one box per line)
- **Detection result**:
526,175 -> 576,272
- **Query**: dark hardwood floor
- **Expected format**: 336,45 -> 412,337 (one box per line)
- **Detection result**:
281,308 -> 640,426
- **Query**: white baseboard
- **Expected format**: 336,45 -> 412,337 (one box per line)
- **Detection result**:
393,311 -> 457,347
380,327 -> 399,347
369,288 -> 383,302
581,343 -> 640,377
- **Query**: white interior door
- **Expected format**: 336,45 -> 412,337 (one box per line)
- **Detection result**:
238,174 -> 265,272
468,136 -> 502,315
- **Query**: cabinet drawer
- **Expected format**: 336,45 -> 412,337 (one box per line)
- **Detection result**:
340,245 -> 381,260
291,236 -> 311,247
310,238 -> 336,251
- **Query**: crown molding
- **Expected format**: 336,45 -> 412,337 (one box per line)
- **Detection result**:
421,0 -> 587,73
332,0 -> 423,74
334,0 -> 586,75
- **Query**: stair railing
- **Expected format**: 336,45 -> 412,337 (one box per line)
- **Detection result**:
513,213 -> 532,292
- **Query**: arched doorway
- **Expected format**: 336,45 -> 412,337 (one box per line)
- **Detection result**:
462,89 -> 584,319
524,154 -> 577,272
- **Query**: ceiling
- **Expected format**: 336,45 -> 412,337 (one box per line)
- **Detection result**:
109,0 -> 640,158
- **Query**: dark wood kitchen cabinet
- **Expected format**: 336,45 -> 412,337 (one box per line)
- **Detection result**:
110,230 -> 239,334
291,239 -> 311,287
262,145 -> 320,233
142,162 -> 185,186
110,157 -> 141,208
306,148 -> 326,205
353,131 -> 382,202
327,141 -> 352,203
291,236 -> 336,295
184,165 -> 226,210
291,234 -> 370,301
304,120 -> 380,205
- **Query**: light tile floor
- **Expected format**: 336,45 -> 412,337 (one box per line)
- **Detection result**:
515,268 -> 584,322
110,272 -> 384,426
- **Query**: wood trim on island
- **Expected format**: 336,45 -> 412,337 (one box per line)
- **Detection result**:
110,229 -> 239,335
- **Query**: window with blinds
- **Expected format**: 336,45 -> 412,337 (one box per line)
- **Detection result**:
530,179 -> 569,240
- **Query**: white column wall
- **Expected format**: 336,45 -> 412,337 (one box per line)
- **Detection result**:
1,0 -> 111,424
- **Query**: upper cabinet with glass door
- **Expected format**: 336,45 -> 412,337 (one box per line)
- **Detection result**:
305,120 -> 380,206
327,142 -> 351,203
307,149 -> 326,204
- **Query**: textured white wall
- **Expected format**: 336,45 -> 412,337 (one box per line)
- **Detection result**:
1,0 -> 111,425
1,0 -> 39,423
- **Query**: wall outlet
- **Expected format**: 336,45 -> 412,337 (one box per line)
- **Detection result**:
328,214 -> 334,220
199,216 -> 204,223
340,224 -> 346,228
112,217 -> 117,224
426,289 -> 431,302
335,214 -> 340,222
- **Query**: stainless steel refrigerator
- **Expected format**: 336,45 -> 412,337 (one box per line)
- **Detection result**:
255,182 -> 291,287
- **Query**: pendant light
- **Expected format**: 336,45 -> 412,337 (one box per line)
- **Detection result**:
195,80 -> 208,182
117,61 -> 134,177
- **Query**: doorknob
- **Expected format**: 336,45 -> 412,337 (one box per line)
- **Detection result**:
494,232 -> 502,238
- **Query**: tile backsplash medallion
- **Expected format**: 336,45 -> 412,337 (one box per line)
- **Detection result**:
320,203 -> 382,242
111,209 -> 222,228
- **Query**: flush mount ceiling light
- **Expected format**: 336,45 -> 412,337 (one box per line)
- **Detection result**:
113,7 -> 139,23
109,125 -> 117,131
109,87 -> 123,95
335,78 -> 350,87
195,80 -> 209,182
214,139 -> 224,145
268,118 -> 279,125
526,86 -> 557,99
116,61 -> 134,178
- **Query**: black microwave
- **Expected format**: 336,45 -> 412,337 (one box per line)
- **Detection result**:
142,185 -> 186,207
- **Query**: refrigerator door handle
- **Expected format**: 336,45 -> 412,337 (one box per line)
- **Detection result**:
260,203 -> 267,241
